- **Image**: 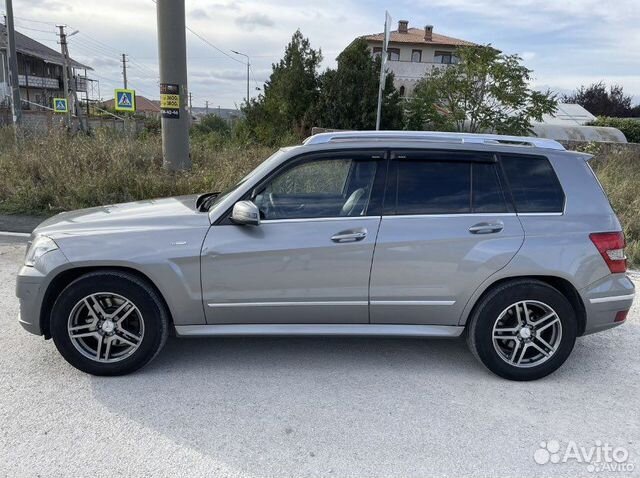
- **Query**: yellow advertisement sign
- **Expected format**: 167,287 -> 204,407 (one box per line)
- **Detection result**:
160,83 -> 180,119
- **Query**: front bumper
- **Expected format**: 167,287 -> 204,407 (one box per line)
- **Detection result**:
580,273 -> 635,335
16,249 -> 69,337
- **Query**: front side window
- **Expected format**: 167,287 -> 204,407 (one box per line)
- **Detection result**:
254,157 -> 378,220
501,154 -> 565,213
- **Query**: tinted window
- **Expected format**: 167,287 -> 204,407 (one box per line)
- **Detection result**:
501,155 -> 564,213
473,163 -> 508,213
396,161 -> 471,214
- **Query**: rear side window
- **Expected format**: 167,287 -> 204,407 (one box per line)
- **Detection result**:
473,163 -> 509,213
396,161 -> 471,214
501,155 -> 565,213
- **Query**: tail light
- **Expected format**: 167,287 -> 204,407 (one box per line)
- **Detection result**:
615,310 -> 629,323
589,232 -> 627,274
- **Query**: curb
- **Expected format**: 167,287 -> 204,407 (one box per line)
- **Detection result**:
0,214 -> 47,234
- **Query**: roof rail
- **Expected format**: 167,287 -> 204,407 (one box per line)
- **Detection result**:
303,131 -> 566,151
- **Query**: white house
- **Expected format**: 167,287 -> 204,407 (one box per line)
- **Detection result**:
361,20 -> 476,96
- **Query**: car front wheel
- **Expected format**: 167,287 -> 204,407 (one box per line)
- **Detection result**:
466,279 -> 578,381
50,271 -> 169,376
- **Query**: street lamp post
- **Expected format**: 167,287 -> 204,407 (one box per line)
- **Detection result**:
231,50 -> 250,105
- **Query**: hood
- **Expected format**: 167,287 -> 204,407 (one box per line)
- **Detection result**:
34,195 -> 211,238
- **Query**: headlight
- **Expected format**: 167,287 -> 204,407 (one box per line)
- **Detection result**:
25,236 -> 59,267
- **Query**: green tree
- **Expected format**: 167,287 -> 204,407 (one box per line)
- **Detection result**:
406,45 -> 557,135
563,82 -> 633,117
315,38 -> 403,130
243,30 -> 322,144
192,114 -> 230,136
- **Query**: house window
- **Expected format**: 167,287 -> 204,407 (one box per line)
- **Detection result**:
372,47 -> 382,59
399,86 -> 406,97
411,49 -> 422,62
388,48 -> 400,61
435,51 -> 458,64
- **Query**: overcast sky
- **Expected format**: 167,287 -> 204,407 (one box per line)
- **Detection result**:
10,0 -> 640,108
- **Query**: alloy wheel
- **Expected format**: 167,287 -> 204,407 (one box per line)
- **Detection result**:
67,292 -> 145,363
492,300 -> 563,368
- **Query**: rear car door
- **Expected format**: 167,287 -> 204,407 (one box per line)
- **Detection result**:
369,149 -> 525,325
201,150 -> 387,324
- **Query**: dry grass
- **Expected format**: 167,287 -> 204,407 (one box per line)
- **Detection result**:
0,129 -> 638,266
590,148 -> 640,267
0,128 -> 274,215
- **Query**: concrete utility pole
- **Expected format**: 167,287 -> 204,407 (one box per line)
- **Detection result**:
205,100 -> 209,115
188,91 -> 193,118
57,25 -> 71,128
58,26 -> 87,132
156,0 -> 190,171
231,50 -> 250,105
5,0 -> 22,127
121,53 -> 128,89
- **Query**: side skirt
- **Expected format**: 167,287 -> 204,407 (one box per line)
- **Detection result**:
174,323 -> 465,338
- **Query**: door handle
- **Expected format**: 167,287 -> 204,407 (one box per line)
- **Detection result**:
469,222 -> 504,234
331,228 -> 368,243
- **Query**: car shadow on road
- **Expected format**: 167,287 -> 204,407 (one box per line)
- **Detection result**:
86,328 -> 640,476
88,336 -> 487,472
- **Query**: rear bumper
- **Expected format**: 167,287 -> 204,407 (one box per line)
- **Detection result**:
580,273 -> 635,335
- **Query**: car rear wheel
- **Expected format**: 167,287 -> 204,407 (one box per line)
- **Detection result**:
50,271 -> 169,376
466,279 -> 577,381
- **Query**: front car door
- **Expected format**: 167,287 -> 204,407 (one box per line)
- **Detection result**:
370,149 -> 525,325
202,150 -> 387,324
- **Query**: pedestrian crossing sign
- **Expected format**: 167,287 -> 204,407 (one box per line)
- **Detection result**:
53,98 -> 68,113
115,89 -> 136,112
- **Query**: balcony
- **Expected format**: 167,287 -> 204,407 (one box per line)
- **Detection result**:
18,75 -> 60,89
73,76 -> 88,93
385,61 -> 452,81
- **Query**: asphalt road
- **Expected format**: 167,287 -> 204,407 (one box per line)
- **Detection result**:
1,234 -> 639,478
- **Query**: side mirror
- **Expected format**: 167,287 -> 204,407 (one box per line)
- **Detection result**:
231,200 -> 260,226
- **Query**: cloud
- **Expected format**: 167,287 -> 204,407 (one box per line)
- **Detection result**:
189,8 -> 210,20
235,13 -> 275,30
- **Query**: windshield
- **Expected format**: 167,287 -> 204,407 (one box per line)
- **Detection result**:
208,148 -> 290,210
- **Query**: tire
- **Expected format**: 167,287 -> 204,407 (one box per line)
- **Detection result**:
50,270 -> 169,376
466,279 -> 577,381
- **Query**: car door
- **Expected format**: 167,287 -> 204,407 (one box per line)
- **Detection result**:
369,149 -> 525,325
201,150 -> 387,324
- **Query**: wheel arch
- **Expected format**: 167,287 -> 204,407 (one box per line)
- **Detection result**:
461,275 -> 587,336
40,266 -> 174,339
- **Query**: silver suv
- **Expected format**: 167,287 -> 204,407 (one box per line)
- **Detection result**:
16,131 -> 635,380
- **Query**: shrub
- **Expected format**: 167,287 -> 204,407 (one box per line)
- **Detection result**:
590,149 -> 640,266
589,117 -> 640,143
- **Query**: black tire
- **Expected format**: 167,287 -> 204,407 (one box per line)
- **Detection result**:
466,279 -> 577,381
50,270 -> 169,376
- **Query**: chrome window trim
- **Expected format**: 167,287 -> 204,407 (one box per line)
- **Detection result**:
260,216 -> 381,224
518,213 -> 564,217
381,213 -> 517,219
